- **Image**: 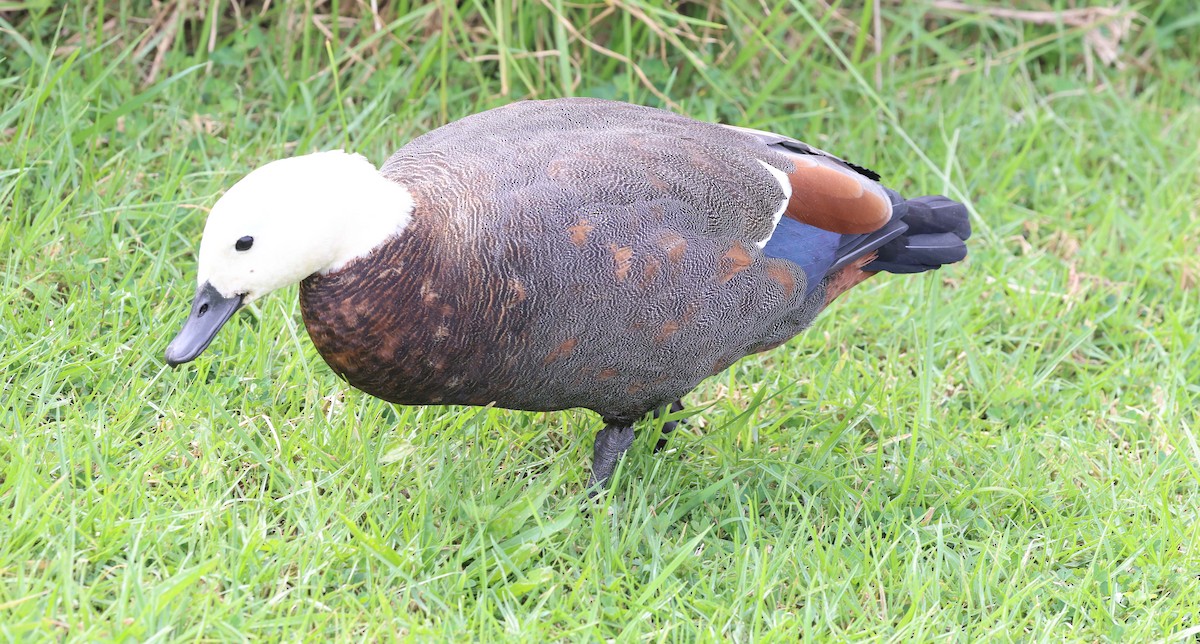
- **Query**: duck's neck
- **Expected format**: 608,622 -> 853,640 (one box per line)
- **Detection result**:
321,172 -> 417,274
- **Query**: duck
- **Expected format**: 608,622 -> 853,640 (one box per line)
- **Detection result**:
165,97 -> 971,490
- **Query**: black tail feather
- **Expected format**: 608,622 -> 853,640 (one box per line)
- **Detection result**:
864,195 -> 971,274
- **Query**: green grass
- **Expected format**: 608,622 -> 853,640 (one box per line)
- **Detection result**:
3,0 -> 1199,639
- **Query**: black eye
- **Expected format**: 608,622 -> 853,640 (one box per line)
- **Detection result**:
235,236 -> 254,251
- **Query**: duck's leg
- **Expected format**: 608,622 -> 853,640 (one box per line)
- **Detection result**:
653,399 -> 686,453
588,421 -> 636,490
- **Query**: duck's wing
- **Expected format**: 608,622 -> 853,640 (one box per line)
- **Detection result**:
720,124 -> 894,236
388,98 -> 895,244
388,98 -> 913,295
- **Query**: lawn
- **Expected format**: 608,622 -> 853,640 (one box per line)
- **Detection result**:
2,0 -> 1199,640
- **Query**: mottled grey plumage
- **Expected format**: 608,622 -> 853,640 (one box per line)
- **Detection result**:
293,98 -> 972,489
305,100 -> 826,421
387,99 -> 796,246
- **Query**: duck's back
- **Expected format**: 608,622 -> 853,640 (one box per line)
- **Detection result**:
300,99 -> 832,422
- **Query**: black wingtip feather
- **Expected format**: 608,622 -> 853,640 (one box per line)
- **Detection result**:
774,139 -> 882,181
830,218 -> 908,273
843,160 -> 881,181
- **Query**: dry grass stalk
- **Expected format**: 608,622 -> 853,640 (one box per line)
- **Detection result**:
929,1 -> 1139,73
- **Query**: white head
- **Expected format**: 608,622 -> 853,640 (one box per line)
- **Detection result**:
165,150 -> 414,365
197,150 -> 414,303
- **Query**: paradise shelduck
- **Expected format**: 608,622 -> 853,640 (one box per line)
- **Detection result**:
166,98 -> 971,489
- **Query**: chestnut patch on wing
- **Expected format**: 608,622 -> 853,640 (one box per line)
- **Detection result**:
567,219 -> 594,247
765,261 -> 797,297
719,242 -> 754,282
597,367 -> 620,380
609,244 -> 634,282
544,337 -> 578,364
656,320 -> 681,343
785,157 -> 890,234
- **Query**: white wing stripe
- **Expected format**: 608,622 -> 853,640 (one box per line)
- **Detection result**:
754,160 -> 791,249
